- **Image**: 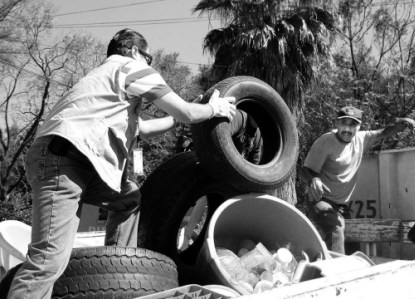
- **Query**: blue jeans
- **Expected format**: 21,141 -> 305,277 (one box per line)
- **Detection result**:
309,200 -> 348,254
7,136 -> 141,299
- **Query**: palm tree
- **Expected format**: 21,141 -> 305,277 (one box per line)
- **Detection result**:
194,0 -> 338,204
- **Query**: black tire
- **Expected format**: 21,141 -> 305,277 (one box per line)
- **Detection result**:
138,151 -> 240,284
191,76 -> 298,192
0,247 -> 178,299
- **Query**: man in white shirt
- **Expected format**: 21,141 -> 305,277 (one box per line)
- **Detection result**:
300,106 -> 415,254
7,28 -> 236,299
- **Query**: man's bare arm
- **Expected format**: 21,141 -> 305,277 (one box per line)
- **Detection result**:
379,117 -> 415,139
300,166 -> 331,202
139,116 -> 176,139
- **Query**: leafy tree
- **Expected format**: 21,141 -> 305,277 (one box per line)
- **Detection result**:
303,0 -> 415,149
0,0 -> 107,223
297,0 -> 415,207
0,0 -> 27,43
194,0 -> 338,204
0,1 -> 202,223
0,0 -> 54,207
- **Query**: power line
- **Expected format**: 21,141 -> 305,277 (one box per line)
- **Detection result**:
3,0 -> 413,70
370,0 -> 415,6
1,17 -> 219,29
54,0 -> 169,17
0,57 -> 70,87
18,0 -> 415,23
48,0 -> 415,29
53,0 -> 413,18
54,18 -> 217,29
56,17 -> 207,26
177,60 -> 204,66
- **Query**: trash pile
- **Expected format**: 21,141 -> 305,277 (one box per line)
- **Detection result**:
217,240 -> 321,294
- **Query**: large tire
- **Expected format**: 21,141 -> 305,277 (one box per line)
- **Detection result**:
138,151 -> 241,284
0,247 -> 178,299
191,76 -> 298,192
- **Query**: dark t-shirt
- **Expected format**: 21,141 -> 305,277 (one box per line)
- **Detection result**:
230,109 -> 263,164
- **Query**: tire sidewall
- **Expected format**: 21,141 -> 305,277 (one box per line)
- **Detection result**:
0,247 -> 178,299
192,76 -> 298,192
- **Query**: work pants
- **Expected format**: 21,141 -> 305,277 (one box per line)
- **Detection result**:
7,136 -> 141,299
309,199 -> 359,255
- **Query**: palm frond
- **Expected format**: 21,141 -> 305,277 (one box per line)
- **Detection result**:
193,0 -> 235,22
197,0 -> 338,111
203,25 -> 239,54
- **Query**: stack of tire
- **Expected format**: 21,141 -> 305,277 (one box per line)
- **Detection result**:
0,76 -> 298,299
137,76 -> 299,284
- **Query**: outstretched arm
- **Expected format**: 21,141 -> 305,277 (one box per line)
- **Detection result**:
139,90 -> 238,139
378,117 -> 415,139
153,89 -> 236,124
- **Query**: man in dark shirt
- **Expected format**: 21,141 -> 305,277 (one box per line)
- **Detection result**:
178,109 -> 263,164
230,109 -> 263,164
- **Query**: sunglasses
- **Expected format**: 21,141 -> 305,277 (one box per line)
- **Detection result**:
138,49 -> 153,66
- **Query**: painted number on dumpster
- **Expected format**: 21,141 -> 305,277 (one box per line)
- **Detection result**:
348,200 -> 377,218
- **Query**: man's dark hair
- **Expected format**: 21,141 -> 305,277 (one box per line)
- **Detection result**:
107,28 -> 149,58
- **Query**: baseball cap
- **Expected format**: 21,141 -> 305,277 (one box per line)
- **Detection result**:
337,106 -> 362,123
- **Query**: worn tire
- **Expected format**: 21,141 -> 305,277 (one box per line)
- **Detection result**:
191,76 -> 298,192
0,246 -> 178,299
138,151 -> 241,284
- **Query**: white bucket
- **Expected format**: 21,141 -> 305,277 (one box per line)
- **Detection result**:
196,193 -> 329,294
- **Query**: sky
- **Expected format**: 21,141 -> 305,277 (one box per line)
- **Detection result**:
50,0 -> 222,74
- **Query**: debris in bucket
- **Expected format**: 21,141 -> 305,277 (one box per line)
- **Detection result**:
273,247 -> 298,278
240,242 -> 275,275
216,241 -> 318,294
217,248 -> 248,280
